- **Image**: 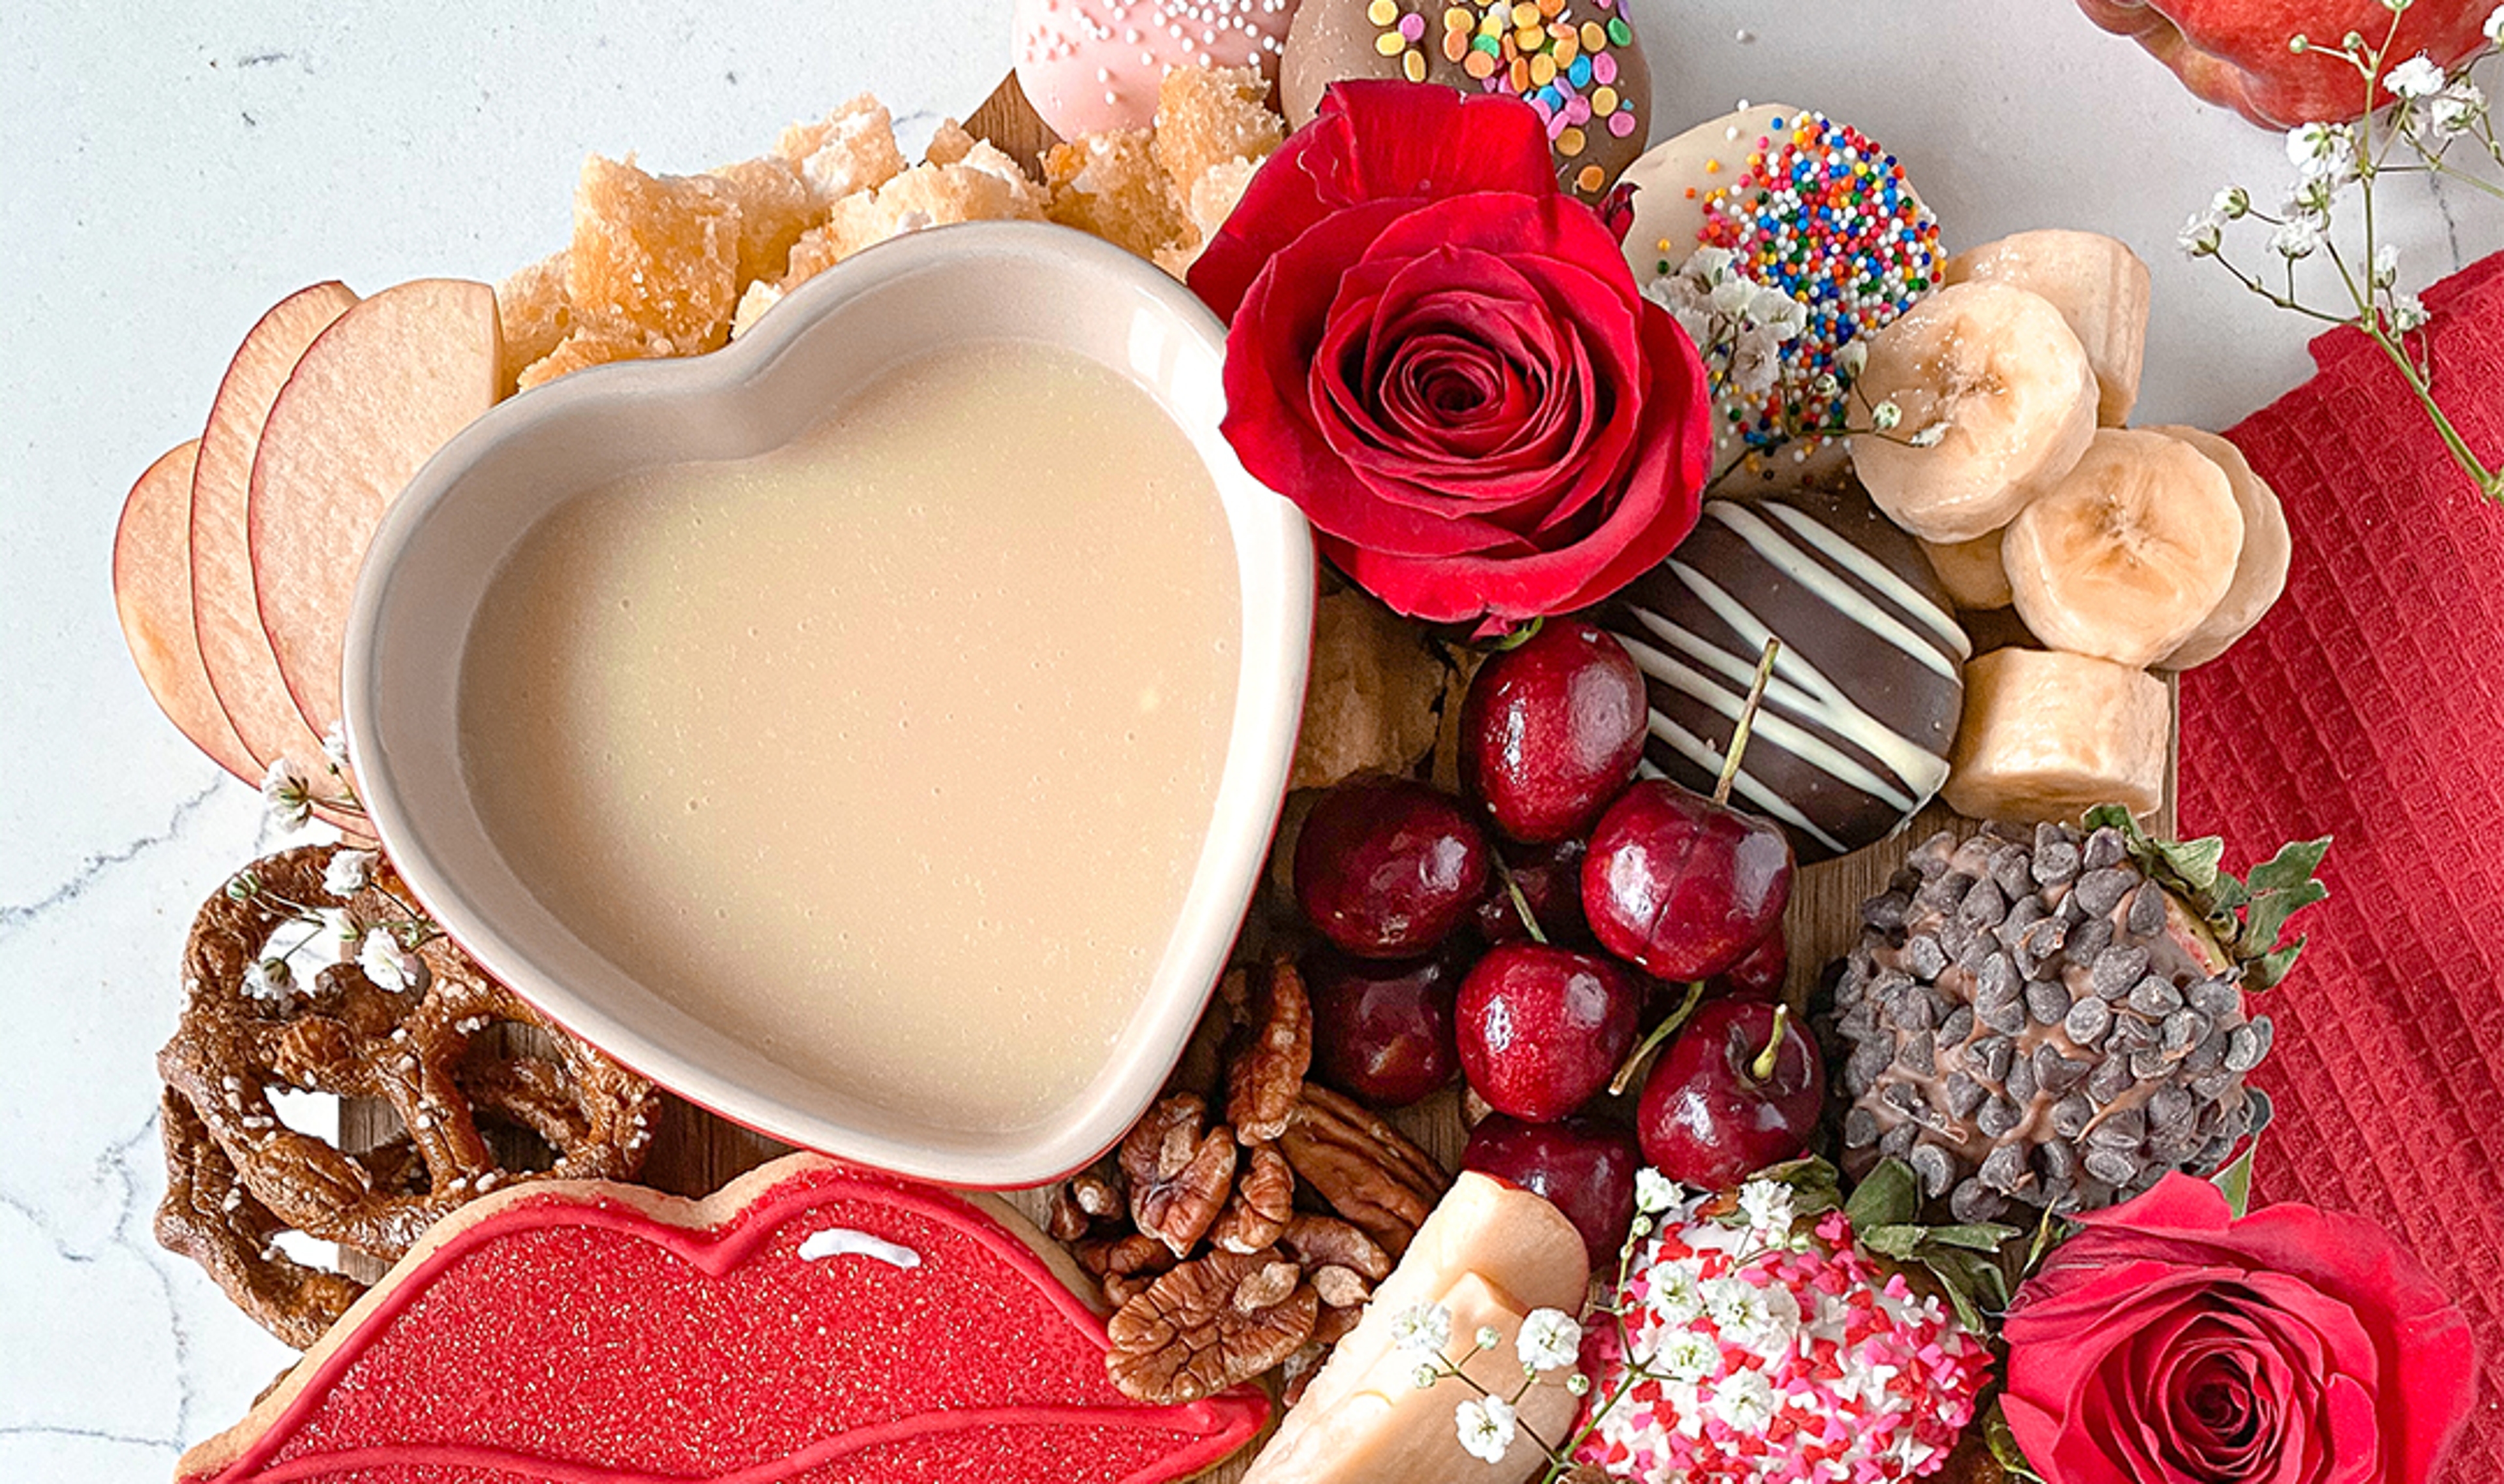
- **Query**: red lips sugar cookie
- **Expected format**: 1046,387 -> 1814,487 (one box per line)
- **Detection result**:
177,1155 -> 1270,1484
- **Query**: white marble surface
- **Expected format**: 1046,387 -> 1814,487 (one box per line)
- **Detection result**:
1,1 -> 2492,1474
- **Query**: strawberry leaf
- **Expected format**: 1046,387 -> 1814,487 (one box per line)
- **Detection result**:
2209,1088 -> 2274,1218
1844,1159 -> 1919,1232
2084,806 -> 2330,993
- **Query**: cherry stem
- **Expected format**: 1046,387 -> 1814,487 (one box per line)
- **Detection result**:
1489,615 -> 1546,653
1748,1003 -> 1792,1083
1607,980 -> 1707,1097
1712,638 -> 1781,808
1493,854 -> 1548,946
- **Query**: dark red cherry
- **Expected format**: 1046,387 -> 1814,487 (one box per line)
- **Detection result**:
1455,942 -> 1641,1123
1461,620 -> 1649,844
1636,999 -> 1824,1190
1711,927 -> 1788,1002
1461,1114 -> 1641,1269
1304,946 -> 1465,1108
1582,779 -> 1793,982
1471,835 -> 1590,946
1294,775 -> 1491,958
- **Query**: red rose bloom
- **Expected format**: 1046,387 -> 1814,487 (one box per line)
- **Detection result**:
2003,1174 -> 2475,1484
1191,82 -> 1710,632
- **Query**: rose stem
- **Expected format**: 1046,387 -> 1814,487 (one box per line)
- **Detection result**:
1714,638 -> 1781,807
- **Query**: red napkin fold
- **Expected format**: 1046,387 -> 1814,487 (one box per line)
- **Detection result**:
2182,250 -> 2504,1477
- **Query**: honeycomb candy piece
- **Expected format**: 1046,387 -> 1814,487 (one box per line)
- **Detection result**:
1045,129 -> 1187,262
782,159 -> 1050,292
495,252 -> 573,396
1182,154 -> 1262,245
565,154 -> 740,354
515,316 -> 664,391
706,156 -> 822,289
729,279 -> 784,342
777,94 -> 907,204
1153,67 -> 1282,205
925,118 -> 979,167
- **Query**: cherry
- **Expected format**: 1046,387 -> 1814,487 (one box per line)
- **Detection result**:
1303,946 -> 1465,1108
1470,835 -> 1589,946
1711,927 -> 1788,1002
1583,780 -> 1793,981
1461,619 -> 1650,843
1636,999 -> 1825,1190
1294,775 -> 1491,958
1455,942 -> 1641,1123
1461,1114 -> 1641,1269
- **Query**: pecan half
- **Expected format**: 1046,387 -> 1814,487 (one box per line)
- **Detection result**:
1227,958 -> 1313,1144
1277,1084 -> 1449,1256
1107,1247 -> 1319,1405
1120,1093 -> 1237,1257
1309,1264 -> 1371,1309
1311,1298 -> 1365,1346
1072,1231 -> 1176,1283
1279,1211 -> 1393,1283
1207,1144 -> 1294,1254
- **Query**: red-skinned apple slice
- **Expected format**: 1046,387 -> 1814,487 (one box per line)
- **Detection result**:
191,282 -> 359,773
113,442 -> 258,782
248,278 -> 501,739
2074,0 -> 2495,129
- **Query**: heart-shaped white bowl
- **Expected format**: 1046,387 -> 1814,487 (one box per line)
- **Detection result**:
345,222 -> 1313,1187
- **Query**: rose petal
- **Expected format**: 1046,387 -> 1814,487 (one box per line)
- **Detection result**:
1188,82 -> 1553,322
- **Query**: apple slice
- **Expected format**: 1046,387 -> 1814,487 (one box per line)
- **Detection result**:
248,278 -> 502,738
114,442 -> 258,782
191,281 -> 360,771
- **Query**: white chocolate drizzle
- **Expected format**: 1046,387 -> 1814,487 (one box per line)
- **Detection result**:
798,1227 -> 922,1269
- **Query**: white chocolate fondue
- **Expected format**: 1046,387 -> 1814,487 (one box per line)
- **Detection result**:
459,340 -> 1240,1133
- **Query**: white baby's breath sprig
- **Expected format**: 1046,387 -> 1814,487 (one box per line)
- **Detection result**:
320,720 -> 350,771
2385,52 -> 2447,98
242,957 -> 293,1002
2179,209 -> 2225,258
1453,1395 -> 1518,1464
322,848 -> 378,898
2486,4 -> 2503,45
359,925 -> 427,991
261,758 -> 312,831
1634,1167 -> 1680,1215
1515,1309 -> 1584,1373
1390,1303 -> 1453,1357
1736,1178 -> 1797,1240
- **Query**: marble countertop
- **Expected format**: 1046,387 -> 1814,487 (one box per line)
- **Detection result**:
3,1 -> 2492,1474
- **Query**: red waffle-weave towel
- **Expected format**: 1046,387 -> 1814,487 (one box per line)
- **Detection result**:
2183,250 -> 2504,1478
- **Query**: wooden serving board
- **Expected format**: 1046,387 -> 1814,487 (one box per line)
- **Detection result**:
344,72 -> 2179,1483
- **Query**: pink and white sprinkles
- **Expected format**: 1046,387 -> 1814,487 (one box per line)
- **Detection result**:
1573,1200 -> 1991,1483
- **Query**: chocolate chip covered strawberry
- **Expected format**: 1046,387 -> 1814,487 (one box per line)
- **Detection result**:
1826,809 -> 2325,1221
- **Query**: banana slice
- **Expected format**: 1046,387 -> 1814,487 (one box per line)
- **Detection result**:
2002,428 -> 2243,667
1849,281 -> 2099,543
1920,530 -> 2013,610
1944,647 -> 2169,822
2149,425 -> 2291,670
1945,230 -> 2152,426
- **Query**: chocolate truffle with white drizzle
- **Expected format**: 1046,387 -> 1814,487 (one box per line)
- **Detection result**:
1589,488 -> 1968,863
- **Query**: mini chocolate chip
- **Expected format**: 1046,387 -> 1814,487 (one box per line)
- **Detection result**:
2091,944 -> 2149,999
2032,839 -> 2082,887
1974,1035 -> 2016,1083
2036,1046 -> 2091,1094
2073,867 -> 2136,918
2149,1086 -> 2197,1138
2190,1069 -> 2239,1103
2130,1048 -> 2171,1081
1843,1106 -> 1880,1148
1909,1141 -> 1957,1198
2087,1056 -> 2136,1105
1978,1142 -> 2029,1195
1845,1039 -> 1894,1096
2050,1091 -> 2095,1138
2224,1024 -> 2263,1073
1897,1030 -> 1937,1076
2064,996 -> 2113,1045
1862,892 -> 1911,931
1944,1071 -> 1986,1121
1975,957 -> 2020,1013
1904,935 -> 1948,982
2083,826 -> 2126,871
1898,987 -> 1939,1032
1981,998 -> 2027,1037
2109,1012 -> 2157,1052
2004,1053 -> 2038,1105
1951,1178 -> 2010,1223
1837,1003 -> 1879,1042
2083,1146 -> 2139,1187
2128,881 -> 2168,939
2129,976 -> 2184,1017
2037,1138 -> 2079,1183
2067,915 -> 2114,964
2248,1015 -> 2275,1061
2193,1133 -> 2235,1170
2162,1010 -> 2208,1056
1961,878 -> 2008,927
1879,1121 -> 1919,1161
1990,846 -> 2034,902
2188,977 -> 2242,1017
2027,979 -> 2073,1026
1918,870 -> 1973,913
1909,833 -> 1957,874
1882,1080 -> 1923,1116
1939,1005 -> 1976,1046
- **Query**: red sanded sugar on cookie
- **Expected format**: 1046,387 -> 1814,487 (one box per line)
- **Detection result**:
185,1159 -> 1267,1484
2179,250 -> 2504,1482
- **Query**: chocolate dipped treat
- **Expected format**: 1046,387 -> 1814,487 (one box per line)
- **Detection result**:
1590,488 -> 1967,863
1279,0 -> 1650,201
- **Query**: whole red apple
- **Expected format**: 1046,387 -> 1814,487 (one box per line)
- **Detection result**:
2076,0 -> 2495,128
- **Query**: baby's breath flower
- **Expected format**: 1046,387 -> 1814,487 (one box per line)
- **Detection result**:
2179,210 -> 2224,258
1653,1327 -> 1721,1384
1410,1363 -> 1441,1391
1870,399 -> 1904,433
1516,1308 -> 1585,1372
242,957 -> 292,1001
320,720 -> 350,771
2373,243 -> 2402,287
2429,81 -> 2487,138
322,848 -> 377,897
1390,1303 -> 1453,1356
1736,1178 -> 1796,1238
2487,4 -> 2503,44
1708,1368 -> 1778,1431
2385,53 -> 2447,99
1908,422 -> 1950,449
2213,185 -> 2252,218
359,926 -> 425,990
2271,216 -> 2325,259
1635,1167 -> 1680,1215
1834,338 -> 1869,381
2391,292 -> 2431,331
1474,1325 -> 1504,1353
1453,1395 -> 1517,1464
261,758 -> 312,831
1689,245 -> 1737,283
2284,121 -> 2358,184
1565,1371 -> 1593,1398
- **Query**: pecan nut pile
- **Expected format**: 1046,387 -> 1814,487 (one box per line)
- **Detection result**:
1066,957 -> 1450,1406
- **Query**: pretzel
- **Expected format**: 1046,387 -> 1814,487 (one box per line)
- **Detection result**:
155,844 -> 659,1344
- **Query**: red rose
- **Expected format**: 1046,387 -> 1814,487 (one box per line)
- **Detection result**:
1191,82 -> 1710,632
2003,1174 -> 2475,1484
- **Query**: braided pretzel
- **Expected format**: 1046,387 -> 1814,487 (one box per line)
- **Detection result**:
156,844 -> 660,1341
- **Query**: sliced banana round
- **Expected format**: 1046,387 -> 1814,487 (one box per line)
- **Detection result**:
1920,529 -> 2013,610
1944,647 -> 2169,823
1944,230 -> 2152,427
1849,280 -> 2099,543
2003,428 -> 2244,668
2149,425 -> 2291,670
